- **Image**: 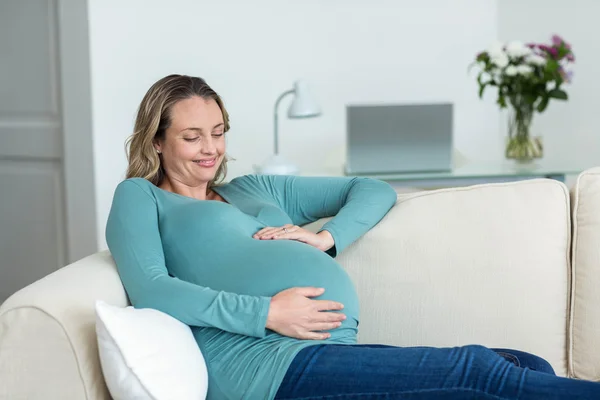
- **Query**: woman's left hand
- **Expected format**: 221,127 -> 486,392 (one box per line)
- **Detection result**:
253,225 -> 334,252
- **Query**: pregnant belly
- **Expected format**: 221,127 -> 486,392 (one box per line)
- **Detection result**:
169,238 -> 360,330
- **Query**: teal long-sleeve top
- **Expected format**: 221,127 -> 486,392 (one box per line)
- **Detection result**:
105,174 -> 397,399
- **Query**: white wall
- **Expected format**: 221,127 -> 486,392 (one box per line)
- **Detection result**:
88,0 -> 499,249
498,0 -> 600,164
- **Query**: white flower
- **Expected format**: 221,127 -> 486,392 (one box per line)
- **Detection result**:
491,53 -> 509,68
525,54 -> 546,66
506,40 -> 532,59
492,71 -> 502,84
505,65 -> 518,76
516,65 -> 534,75
487,41 -> 505,59
485,41 -> 509,68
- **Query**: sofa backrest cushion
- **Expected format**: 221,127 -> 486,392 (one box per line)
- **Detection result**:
312,179 -> 571,376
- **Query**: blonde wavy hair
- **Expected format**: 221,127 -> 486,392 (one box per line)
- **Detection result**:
125,74 -> 231,187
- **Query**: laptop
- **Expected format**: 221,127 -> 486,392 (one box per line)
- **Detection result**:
345,103 -> 453,175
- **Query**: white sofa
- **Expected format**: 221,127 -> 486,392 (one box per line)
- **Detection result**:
2,168 -> 600,399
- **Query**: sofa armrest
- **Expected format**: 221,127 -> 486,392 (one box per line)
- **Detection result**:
0,251 -> 127,400
570,167 -> 600,381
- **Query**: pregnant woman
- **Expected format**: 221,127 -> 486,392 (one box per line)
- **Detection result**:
106,74 -> 600,399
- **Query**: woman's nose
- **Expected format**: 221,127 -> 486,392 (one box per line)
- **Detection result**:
201,138 -> 216,154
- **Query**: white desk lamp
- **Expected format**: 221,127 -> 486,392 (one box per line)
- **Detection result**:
256,80 -> 321,175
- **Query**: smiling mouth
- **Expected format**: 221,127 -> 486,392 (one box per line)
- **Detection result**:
193,158 -> 217,167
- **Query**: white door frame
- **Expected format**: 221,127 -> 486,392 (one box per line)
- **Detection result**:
56,0 -> 98,263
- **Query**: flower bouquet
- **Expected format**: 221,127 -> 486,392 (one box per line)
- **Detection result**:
472,35 -> 575,162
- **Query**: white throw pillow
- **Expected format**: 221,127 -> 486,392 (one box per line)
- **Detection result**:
95,301 -> 208,400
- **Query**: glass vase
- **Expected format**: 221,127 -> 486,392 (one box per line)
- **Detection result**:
505,106 -> 543,163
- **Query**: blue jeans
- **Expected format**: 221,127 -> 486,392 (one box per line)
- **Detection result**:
274,344 -> 599,399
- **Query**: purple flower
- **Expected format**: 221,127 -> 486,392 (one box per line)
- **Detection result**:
562,70 -> 574,83
559,67 -> 574,83
538,44 -> 551,52
567,53 -> 575,62
552,34 -> 573,50
526,42 -> 536,49
550,48 -> 559,58
552,34 -> 564,46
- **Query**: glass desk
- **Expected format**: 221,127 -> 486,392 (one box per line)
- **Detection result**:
307,159 -> 598,189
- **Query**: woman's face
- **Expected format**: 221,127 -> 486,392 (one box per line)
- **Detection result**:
155,96 -> 226,186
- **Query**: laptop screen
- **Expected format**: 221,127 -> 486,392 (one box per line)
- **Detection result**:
345,103 -> 454,175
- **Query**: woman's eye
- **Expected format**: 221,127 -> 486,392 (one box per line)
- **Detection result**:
212,133 -> 224,138
183,137 -> 199,142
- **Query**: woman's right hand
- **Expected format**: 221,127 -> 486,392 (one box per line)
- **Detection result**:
266,287 -> 346,340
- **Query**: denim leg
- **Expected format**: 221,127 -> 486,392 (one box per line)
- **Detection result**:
274,343 -> 600,400
491,348 -> 556,375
